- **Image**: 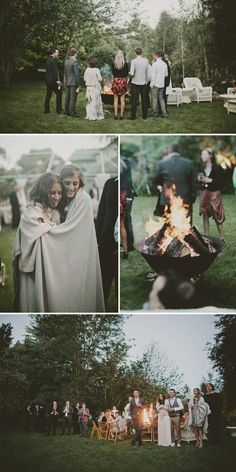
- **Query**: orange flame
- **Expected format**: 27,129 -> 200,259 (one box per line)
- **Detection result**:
145,186 -> 196,255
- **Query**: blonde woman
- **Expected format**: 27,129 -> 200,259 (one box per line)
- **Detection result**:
188,388 -> 210,448
111,50 -> 128,119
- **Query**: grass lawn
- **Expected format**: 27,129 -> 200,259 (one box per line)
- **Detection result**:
0,430 -> 235,472
0,81 -> 236,133
120,195 -> 236,310
0,226 -> 117,313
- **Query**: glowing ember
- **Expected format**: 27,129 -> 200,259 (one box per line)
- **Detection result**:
143,409 -> 151,424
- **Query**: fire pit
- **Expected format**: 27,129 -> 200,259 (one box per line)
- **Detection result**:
137,235 -> 223,277
137,192 -> 224,277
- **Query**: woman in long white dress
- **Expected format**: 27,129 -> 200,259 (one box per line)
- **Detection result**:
156,393 -> 172,446
84,58 -> 104,121
13,166 -> 105,313
188,388 -> 210,448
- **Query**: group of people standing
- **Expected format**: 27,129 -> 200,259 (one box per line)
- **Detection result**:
24,400 -> 90,437
44,46 -> 171,121
123,384 -> 222,448
44,47 -> 104,120
23,383 -> 222,448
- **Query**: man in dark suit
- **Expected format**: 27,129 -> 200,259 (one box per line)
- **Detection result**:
154,143 -> 198,221
9,181 -> 21,228
96,177 -> 118,307
47,400 -> 59,436
44,48 -> 62,114
130,390 -> 146,446
64,47 -> 80,117
120,154 -> 136,251
204,383 -> 223,444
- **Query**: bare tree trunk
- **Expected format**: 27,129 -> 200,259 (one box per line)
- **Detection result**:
180,21 -> 185,83
203,46 -> 209,80
0,58 -> 13,89
162,26 -> 166,52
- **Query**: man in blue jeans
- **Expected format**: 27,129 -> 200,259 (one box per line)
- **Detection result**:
150,50 -> 168,118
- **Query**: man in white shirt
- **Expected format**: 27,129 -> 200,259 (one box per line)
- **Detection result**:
165,388 -> 184,446
129,48 -> 149,120
124,396 -> 133,437
150,50 -> 168,118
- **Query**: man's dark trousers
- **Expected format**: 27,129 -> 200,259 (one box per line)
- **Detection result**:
131,84 -> 148,119
45,84 -> 62,113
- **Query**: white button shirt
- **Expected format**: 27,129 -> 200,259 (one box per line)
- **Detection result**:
150,58 -> 168,88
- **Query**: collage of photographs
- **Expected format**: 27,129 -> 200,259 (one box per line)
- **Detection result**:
0,1 -> 235,471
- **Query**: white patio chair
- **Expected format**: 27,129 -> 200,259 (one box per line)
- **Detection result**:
226,88 -> 236,113
183,77 -> 213,103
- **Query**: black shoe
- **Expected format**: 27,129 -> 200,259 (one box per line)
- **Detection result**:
129,117 -> 135,120
122,252 -> 128,260
44,110 -> 50,114
114,115 -> 118,120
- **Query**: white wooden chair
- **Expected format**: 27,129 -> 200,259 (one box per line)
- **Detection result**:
183,77 -> 213,103
226,87 -> 236,113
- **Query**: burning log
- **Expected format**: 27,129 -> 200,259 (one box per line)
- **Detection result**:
165,239 -> 186,257
184,233 -> 211,256
145,223 -> 169,248
189,226 -> 211,249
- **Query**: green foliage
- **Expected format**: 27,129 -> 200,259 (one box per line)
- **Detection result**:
207,316 -> 236,411
120,136 -> 236,195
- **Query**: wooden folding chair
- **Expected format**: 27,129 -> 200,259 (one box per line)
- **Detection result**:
91,420 -> 99,439
107,425 -> 118,442
142,424 -> 153,443
98,422 -> 109,440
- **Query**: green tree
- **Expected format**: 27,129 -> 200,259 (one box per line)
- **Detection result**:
207,315 -> 236,412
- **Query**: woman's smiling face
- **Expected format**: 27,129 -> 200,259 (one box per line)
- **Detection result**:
49,182 -> 62,208
62,174 -> 80,199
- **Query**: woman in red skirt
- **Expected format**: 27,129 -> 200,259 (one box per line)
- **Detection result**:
198,148 -> 225,239
111,50 -> 129,120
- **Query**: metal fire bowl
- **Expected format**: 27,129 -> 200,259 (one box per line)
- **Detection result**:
137,236 -> 224,277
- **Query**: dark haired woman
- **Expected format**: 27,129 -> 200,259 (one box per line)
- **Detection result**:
84,58 -> 104,121
198,148 -> 225,239
188,388 -> 210,448
13,172 -> 63,311
13,168 -> 104,313
111,50 -> 128,119
156,393 -> 172,446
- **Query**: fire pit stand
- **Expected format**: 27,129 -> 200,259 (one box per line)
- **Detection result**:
137,236 -> 224,278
